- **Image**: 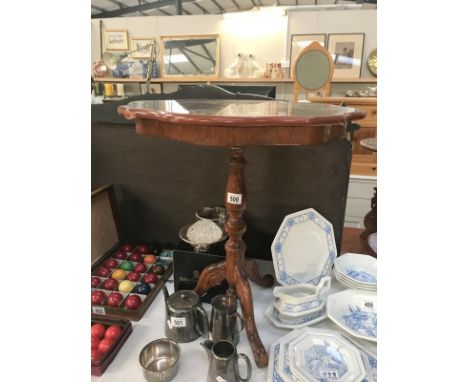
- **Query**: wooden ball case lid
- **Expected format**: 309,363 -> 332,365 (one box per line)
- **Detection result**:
91,185 -> 122,267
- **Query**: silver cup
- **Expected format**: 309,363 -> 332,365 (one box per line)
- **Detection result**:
139,339 -> 180,382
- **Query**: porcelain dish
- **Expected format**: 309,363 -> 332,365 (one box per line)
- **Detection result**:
273,276 -> 331,316
327,289 -> 377,342
264,303 -> 327,329
289,331 -> 366,382
267,327 -> 376,382
271,208 -> 337,286
275,298 -> 326,322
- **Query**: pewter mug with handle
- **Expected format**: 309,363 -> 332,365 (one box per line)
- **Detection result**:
201,340 -> 252,382
210,294 -> 244,346
163,286 -> 209,343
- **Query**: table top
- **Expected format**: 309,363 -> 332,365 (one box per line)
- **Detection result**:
92,259 -> 376,382
118,99 -> 366,127
118,99 -> 366,146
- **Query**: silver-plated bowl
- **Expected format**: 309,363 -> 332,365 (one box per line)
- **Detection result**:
195,206 -> 228,224
179,223 -> 227,253
139,339 -> 180,382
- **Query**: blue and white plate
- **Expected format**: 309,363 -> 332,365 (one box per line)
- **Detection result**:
327,290 -> 377,342
271,208 -> 337,286
277,329 -> 308,382
267,339 -> 286,382
288,330 -> 367,382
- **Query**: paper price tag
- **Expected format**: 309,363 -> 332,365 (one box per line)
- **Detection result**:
227,192 -> 242,205
92,306 -> 106,315
170,316 -> 187,328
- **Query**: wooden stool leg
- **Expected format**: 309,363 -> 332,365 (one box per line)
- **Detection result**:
244,258 -> 274,288
193,261 -> 226,296
235,268 -> 268,368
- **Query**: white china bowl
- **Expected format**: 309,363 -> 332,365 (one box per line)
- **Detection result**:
334,270 -> 377,291
327,289 -> 377,342
334,253 -> 377,286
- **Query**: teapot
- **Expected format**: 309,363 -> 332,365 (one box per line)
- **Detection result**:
201,339 -> 252,382
163,286 -> 209,343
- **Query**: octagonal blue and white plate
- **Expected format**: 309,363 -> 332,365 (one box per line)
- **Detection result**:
289,330 -> 367,382
271,208 -> 337,286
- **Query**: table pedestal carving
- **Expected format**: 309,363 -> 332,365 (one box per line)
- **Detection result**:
194,147 -> 273,368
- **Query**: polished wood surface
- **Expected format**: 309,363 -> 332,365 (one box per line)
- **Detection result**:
118,99 -> 365,126
118,99 -> 366,368
118,99 -> 365,147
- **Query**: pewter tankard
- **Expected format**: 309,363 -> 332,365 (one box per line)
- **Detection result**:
163,286 -> 209,343
201,340 -> 252,382
210,294 -> 244,346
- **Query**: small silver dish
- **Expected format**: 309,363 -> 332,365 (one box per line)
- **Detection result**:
139,339 -> 180,382
196,206 -> 228,224
179,223 -> 227,253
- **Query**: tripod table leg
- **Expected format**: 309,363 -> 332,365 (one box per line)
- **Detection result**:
193,261 -> 227,296
244,258 -> 275,288
235,268 -> 268,368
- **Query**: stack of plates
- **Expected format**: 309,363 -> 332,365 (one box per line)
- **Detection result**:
267,327 -> 377,382
334,253 -> 377,291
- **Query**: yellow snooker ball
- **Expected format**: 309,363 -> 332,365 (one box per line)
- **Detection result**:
112,269 -> 127,280
118,280 -> 135,293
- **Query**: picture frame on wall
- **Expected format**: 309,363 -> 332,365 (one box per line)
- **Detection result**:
130,37 -> 155,59
327,33 -> 365,79
104,30 -> 129,51
290,34 -> 327,74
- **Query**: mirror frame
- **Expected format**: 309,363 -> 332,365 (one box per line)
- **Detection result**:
159,34 -> 220,79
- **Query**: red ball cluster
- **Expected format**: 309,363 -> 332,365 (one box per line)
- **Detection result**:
91,323 -> 123,364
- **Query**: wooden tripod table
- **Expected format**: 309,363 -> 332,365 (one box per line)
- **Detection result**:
118,99 -> 365,368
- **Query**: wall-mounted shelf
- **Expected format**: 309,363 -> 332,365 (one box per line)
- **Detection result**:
93,77 -> 377,84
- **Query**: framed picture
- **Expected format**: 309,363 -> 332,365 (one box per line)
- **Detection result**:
290,34 -> 327,72
130,37 -> 155,59
104,30 -> 128,51
327,33 -> 365,78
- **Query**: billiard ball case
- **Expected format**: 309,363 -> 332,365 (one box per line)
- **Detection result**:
91,185 -> 173,321
91,315 -> 132,376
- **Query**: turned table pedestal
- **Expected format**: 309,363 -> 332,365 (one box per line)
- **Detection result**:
118,99 -> 365,367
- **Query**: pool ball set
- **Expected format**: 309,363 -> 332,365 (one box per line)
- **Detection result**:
91,315 -> 133,376
91,243 -> 173,321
